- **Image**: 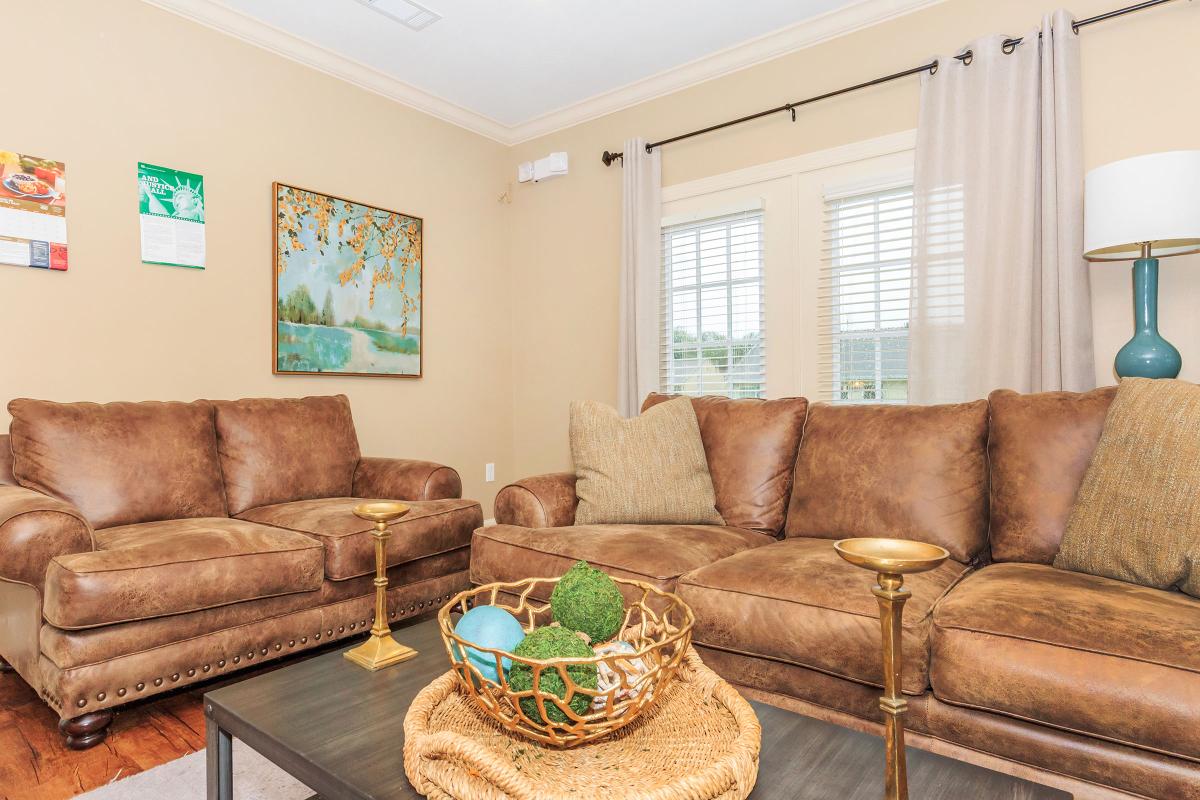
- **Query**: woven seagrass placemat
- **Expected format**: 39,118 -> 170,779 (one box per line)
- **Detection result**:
402,649 -> 761,800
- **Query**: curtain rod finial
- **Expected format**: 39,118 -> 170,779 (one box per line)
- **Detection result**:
602,150 -> 623,167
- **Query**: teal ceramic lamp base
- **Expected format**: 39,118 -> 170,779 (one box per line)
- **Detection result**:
1115,258 -> 1181,379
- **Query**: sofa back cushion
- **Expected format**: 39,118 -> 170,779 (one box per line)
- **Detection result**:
0,434 -> 14,485
7,399 -> 227,529
213,395 -> 361,515
987,386 -> 1116,564
642,393 -> 808,535
783,401 -> 989,563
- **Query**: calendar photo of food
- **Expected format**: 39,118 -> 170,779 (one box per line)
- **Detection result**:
0,149 -> 68,271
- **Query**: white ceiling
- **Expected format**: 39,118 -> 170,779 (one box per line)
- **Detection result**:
148,0 -> 943,143
218,0 -> 861,125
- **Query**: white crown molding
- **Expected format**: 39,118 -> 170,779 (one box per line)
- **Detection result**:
507,0 -> 946,144
142,0 -> 944,147
140,0 -> 513,144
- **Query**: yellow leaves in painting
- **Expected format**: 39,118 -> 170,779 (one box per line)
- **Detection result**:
338,257 -> 366,287
277,188 -> 334,270
277,185 -> 421,322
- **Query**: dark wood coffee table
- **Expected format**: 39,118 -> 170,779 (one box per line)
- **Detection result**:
204,616 -> 1069,800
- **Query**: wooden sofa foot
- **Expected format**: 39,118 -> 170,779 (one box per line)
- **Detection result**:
59,710 -> 114,750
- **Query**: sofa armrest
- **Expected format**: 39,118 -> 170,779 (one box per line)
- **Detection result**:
353,456 -> 463,501
494,473 -> 578,529
0,486 -> 94,588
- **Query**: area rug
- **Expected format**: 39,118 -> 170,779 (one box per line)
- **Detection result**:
77,740 -> 312,800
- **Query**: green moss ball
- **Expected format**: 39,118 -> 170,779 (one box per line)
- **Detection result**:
550,561 -> 625,644
507,626 -> 597,724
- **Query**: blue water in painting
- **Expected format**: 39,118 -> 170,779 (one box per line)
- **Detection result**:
277,322 -> 420,375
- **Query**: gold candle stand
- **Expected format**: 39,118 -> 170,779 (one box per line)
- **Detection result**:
344,501 -> 419,671
835,537 -> 949,800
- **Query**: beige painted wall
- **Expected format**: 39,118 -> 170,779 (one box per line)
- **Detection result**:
3,0 -> 1197,500
508,0 -> 1200,477
0,1 -> 514,513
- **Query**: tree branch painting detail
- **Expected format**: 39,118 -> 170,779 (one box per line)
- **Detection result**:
273,183 -> 422,377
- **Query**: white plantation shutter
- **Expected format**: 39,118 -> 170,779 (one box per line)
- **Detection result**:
660,210 -> 765,398
819,185 -> 914,403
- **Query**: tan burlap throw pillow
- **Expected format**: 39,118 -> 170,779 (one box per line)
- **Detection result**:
1055,377 -> 1200,596
570,397 -> 723,526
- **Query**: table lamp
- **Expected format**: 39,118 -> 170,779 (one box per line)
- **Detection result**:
1084,150 -> 1200,379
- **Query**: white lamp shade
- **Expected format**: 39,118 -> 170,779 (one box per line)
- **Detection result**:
1084,150 -> 1200,260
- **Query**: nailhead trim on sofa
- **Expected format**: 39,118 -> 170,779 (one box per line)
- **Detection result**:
48,585 -> 462,717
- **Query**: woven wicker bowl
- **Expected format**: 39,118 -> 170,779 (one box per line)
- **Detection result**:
437,576 -> 695,747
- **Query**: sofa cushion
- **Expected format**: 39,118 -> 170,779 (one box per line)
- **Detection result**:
40,550 -> 470,669
7,399 -> 227,529
1055,377 -> 1200,596
570,398 -> 722,526
988,387 -> 1116,564
44,518 -> 324,629
213,395 -> 361,516
931,562 -> 1200,761
783,401 -> 989,563
238,497 -> 482,580
470,523 -> 767,599
678,538 -> 968,694
642,394 -> 808,535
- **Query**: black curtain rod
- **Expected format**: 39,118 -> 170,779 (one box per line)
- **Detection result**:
600,0 -> 1183,166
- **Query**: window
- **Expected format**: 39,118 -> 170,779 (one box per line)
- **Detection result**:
819,186 -> 914,403
661,210 -> 765,398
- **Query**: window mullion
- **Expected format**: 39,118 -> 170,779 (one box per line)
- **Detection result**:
664,232 -> 675,392
693,227 -> 702,394
725,222 -> 733,395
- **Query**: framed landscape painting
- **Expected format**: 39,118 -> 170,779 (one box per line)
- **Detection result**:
273,182 -> 422,377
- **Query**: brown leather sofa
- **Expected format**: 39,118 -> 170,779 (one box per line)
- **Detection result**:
0,394 -> 481,748
479,390 -> 1200,800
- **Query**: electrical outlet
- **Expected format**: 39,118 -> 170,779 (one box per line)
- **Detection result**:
485,462 -> 495,482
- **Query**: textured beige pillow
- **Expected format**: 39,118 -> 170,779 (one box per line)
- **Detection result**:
570,397 -> 723,526
1055,378 -> 1200,597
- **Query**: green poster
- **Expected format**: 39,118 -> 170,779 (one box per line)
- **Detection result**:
138,162 -> 206,269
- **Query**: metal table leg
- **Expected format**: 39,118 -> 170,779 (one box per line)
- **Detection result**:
205,704 -> 233,800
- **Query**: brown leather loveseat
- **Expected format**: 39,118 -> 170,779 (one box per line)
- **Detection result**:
479,390 -> 1199,800
0,394 -> 481,748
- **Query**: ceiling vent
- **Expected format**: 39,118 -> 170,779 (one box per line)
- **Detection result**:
355,0 -> 442,31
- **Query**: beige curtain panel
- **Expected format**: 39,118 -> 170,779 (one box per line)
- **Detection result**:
908,9 -> 1095,403
617,137 -> 663,416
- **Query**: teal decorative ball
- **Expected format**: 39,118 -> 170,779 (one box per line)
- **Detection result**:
508,626 -> 598,724
452,605 -> 526,683
550,561 -> 625,644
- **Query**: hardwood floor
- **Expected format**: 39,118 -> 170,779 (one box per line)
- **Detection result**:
0,641 -> 346,800
0,668 -> 204,800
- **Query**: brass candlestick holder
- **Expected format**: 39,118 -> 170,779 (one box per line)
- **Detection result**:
835,537 -> 949,800
344,501 -> 418,671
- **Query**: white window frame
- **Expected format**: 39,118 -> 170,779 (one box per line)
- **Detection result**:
659,130 -> 918,401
